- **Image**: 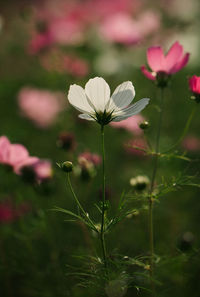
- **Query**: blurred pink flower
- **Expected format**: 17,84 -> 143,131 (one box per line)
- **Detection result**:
40,49 -> 89,77
100,11 -> 160,45
33,160 -> 53,182
48,17 -> 84,45
0,200 -> 30,224
110,114 -> 144,135
141,41 -> 190,80
18,88 -> 64,128
0,136 -> 38,172
125,137 -> 147,156
189,75 -> 200,95
100,13 -> 141,45
182,136 -> 200,152
57,132 -> 76,151
78,151 -> 102,167
28,33 -> 53,55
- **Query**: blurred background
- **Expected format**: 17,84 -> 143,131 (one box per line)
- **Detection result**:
0,0 -> 200,296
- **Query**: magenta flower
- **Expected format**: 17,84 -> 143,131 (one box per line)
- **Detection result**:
141,41 -> 190,83
189,75 -> 200,95
18,88 -> 64,128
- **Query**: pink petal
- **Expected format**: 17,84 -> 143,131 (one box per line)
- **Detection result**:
165,41 -> 183,72
141,65 -> 156,80
14,156 -> 39,174
170,53 -> 190,74
189,75 -> 200,94
7,144 -> 29,167
147,46 -> 165,72
0,136 -> 11,163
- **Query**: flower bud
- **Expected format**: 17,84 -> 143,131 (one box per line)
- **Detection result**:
139,121 -> 149,130
61,161 -> 73,173
130,175 -> 150,190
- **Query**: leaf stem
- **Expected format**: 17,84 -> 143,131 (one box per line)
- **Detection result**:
67,173 -> 98,232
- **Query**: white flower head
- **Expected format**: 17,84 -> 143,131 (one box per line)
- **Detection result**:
68,77 -> 150,126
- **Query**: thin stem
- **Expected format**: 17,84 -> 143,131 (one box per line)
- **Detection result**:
67,173 -> 97,232
100,125 -> 108,270
163,105 -> 196,153
148,87 -> 165,295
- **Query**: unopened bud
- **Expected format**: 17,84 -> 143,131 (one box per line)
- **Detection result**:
130,175 -> 150,190
139,121 -> 149,130
61,161 -> 73,173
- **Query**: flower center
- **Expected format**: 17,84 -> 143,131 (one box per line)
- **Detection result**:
95,110 -> 114,126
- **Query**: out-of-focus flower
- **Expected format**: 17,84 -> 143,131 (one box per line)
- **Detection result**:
28,33 -> 53,55
130,175 -> 150,190
0,136 -> 38,173
189,75 -> 200,103
40,50 -> 89,77
0,136 -> 52,183
33,160 -> 53,181
68,77 -> 149,125
0,199 -> 30,224
57,132 -> 76,151
74,151 -> 102,181
110,114 -> 145,135
141,41 -> 190,85
18,88 -> 64,128
100,13 -> 141,45
182,136 -> 200,152
100,12 -> 160,45
189,75 -> 200,94
125,137 -> 148,156
78,151 -> 102,167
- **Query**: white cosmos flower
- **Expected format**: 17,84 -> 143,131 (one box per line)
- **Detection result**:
68,77 -> 150,125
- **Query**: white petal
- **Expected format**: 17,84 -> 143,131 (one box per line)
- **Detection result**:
68,84 -> 94,113
78,114 -> 95,121
85,77 -> 110,112
109,81 -> 135,111
112,98 -> 150,121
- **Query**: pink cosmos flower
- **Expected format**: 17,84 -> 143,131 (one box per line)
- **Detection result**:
100,12 -> 160,45
78,152 -> 102,167
100,13 -> 141,45
188,75 -> 200,95
0,136 -> 37,172
33,160 -> 53,182
18,88 -> 64,128
110,114 -> 144,135
141,41 -> 190,81
28,33 -> 53,55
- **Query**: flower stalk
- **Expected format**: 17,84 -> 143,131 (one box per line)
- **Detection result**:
148,87 -> 165,295
100,125 -> 108,271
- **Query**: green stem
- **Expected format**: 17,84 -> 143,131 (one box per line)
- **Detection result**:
163,105 -> 196,154
67,173 -> 97,232
148,87 -> 165,295
100,125 -> 107,270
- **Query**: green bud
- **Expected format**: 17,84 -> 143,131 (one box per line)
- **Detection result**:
61,161 -> 73,173
139,121 -> 149,130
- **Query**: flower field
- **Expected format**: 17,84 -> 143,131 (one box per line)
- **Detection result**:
1,1 -> 200,297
